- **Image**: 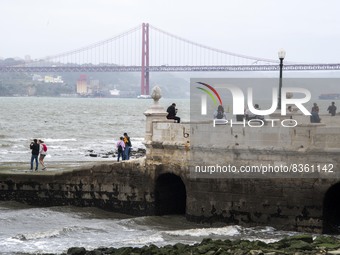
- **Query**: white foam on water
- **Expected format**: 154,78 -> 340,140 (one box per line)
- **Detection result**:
164,225 -> 241,237
8,150 -> 27,154
0,150 -> 9,155
44,138 -> 77,142
12,138 -> 29,142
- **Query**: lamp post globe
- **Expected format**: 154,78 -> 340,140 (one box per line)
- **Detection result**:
278,49 -> 286,60
277,49 -> 286,110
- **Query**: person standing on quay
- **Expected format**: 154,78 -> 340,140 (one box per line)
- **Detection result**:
39,140 -> 47,170
116,137 -> 125,162
310,103 -> 321,123
327,101 -> 337,116
213,105 -> 227,119
29,139 -> 40,171
123,132 -> 132,160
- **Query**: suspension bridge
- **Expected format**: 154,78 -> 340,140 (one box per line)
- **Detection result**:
1,23 -> 339,95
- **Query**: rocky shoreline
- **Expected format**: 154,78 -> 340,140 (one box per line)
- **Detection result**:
59,234 -> 340,255
85,148 -> 146,159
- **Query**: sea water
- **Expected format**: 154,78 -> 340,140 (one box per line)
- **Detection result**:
0,97 -> 190,166
0,201 -> 298,255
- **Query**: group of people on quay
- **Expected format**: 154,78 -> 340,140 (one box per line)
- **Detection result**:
29,139 -> 47,171
212,102 -> 338,123
29,133 -> 133,169
116,132 -> 132,162
310,101 -> 337,123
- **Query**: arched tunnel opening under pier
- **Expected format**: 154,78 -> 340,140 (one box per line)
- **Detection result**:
323,182 -> 340,234
155,173 -> 186,216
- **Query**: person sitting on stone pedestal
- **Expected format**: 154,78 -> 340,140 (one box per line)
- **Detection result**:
166,103 -> 180,123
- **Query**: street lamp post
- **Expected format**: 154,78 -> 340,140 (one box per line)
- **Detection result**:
277,49 -> 286,110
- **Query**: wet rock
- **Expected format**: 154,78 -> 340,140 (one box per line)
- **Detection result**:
174,242 -> 187,252
315,236 -> 336,244
314,236 -> 340,248
274,235 -> 313,250
250,250 -> 264,255
13,234 -> 27,241
288,240 -> 313,250
318,243 -> 340,250
197,244 -> 216,254
84,250 -> 101,255
67,247 -> 86,255
288,234 -> 314,243
233,249 -> 246,255
86,148 -> 146,159
253,240 -> 269,249
59,235 -> 340,255
327,250 -> 340,255
101,247 -> 116,254
114,247 -> 133,255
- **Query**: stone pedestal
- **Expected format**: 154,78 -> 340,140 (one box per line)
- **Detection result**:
143,86 -> 168,143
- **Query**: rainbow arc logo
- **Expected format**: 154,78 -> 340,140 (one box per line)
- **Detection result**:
196,82 -> 223,115
196,82 -> 223,106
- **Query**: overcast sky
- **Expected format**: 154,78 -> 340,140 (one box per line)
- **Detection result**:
1,0 -> 339,63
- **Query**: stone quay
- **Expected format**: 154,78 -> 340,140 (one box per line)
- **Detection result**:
1,86 -> 340,234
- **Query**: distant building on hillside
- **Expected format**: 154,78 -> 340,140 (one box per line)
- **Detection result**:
44,75 -> 64,83
32,74 -> 44,82
76,74 -> 88,95
32,74 -> 64,84
88,79 -> 100,94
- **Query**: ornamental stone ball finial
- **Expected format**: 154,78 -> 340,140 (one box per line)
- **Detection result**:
151,86 -> 162,103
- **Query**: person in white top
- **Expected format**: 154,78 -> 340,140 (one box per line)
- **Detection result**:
38,139 -> 47,170
116,137 -> 125,162
213,105 -> 227,119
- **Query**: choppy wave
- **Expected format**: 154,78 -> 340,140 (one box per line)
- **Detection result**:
43,138 -> 77,142
11,226 -> 107,241
164,225 -> 241,237
0,202 -> 304,255
0,150 -> 9,155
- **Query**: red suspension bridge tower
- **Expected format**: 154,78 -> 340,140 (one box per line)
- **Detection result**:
140,23 -> 150,96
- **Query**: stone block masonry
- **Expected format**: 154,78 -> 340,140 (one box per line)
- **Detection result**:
0,160 -> 156,216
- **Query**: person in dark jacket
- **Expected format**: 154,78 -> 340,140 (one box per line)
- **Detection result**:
30,139 -> 40,171
166,103 -> 180,123
123,132 -> 132,160
327,102 -> 337,116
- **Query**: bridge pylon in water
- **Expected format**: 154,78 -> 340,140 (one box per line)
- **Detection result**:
141,23 -> 150,96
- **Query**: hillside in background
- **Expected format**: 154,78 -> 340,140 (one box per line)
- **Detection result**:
0,70 -> 189,99
1,58 -> 339,98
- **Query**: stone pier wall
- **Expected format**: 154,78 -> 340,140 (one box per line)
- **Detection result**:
144,118 -> 340,233
0,160 -> 156,216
